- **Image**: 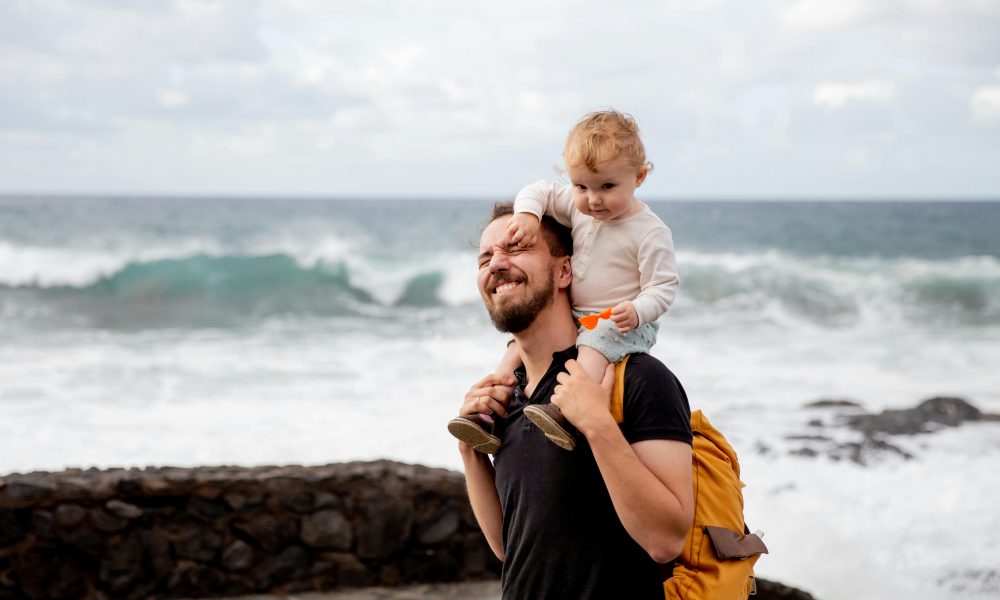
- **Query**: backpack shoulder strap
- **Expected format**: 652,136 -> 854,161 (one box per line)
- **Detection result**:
610,355 -> 630,424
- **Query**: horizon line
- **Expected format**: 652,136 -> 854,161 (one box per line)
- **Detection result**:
1,192 -> 998,203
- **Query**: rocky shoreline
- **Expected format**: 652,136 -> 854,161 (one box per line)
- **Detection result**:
762,396 -> 1000,465
0,459 -> 820,600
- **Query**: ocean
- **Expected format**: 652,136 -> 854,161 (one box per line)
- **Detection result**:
2,196 -> 998,599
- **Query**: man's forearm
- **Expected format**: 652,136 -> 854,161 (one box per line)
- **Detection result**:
459,444 -> 505,561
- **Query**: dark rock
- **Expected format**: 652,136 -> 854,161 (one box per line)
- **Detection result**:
281,491 -> 315,512
318,551 -> 372,588
140,529 -> 172,581
90,509 -> 128,533
755,577 -> 818,599
13,551 -> 87,600
222,493 -> 246,511
233,515 -> 299,552
187,497 -> 227,522
105,499 -> 143,520
53,504 -> 87,527
848,396 -> 983,436
314,492 -> 341,509
789,447 -> 819,458
221,539 -> 255,572
252,546 -> 309,589
61,527 -> 104,557
0,510 -> 28,545
98,531 -> 143,595
416,506 -> 461,545
168,561 -> 227,596
29,510 -> 54,538
1,478 -> 56,504
301,510 -> 353,550
804,399 -> 864,409
172,527 -> 223,562
838,438 -> 914,465
357,496 -> 413,559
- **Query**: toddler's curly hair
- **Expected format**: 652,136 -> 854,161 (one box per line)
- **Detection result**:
563,110 -> 650,173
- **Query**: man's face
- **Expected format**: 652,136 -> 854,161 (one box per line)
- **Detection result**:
477,215 -> 557,333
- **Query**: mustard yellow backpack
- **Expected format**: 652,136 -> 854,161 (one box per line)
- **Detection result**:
610,356 -> 768,600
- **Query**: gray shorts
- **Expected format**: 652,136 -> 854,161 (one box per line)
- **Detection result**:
574,310 -> 659,363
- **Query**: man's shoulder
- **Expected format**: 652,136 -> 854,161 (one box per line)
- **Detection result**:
622,352 -> 676,383
622,353 -> 688,404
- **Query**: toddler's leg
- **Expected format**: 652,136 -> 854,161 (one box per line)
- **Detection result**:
577,345 -> 611,384
494,340 -> 522,384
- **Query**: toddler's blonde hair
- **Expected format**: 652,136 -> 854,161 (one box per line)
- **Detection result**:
563,110 -> 649,173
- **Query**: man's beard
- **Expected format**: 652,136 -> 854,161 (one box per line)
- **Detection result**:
485,271 -> 555,334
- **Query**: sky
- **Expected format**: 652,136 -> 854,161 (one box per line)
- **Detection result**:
1,0 -> 999,199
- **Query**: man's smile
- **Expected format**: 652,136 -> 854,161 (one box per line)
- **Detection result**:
493,281 -> 522,296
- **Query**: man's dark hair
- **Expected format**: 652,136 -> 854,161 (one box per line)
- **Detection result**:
488,201 -> 573,258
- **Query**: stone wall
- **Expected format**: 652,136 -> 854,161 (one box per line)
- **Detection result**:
0,461 -> 500,600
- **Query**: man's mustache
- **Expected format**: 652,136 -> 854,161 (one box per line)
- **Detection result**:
487,273 -> 524,291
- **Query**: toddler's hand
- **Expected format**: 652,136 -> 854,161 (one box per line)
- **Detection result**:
506,213 -> 540,248
610,301 -> 639,333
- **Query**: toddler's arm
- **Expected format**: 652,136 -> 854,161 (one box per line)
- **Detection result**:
513,181 -> 577,228
631,226 -> 679,326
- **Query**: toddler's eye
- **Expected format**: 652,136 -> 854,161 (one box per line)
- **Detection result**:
601,183 -> 615,190
575,184 -> 587,191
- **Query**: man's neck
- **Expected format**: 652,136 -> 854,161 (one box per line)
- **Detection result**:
513,300 -> 578,395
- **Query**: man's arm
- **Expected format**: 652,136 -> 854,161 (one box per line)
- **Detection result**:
459,444 -> 504,561
456,374 -> 514,561
552,361 -> 694,563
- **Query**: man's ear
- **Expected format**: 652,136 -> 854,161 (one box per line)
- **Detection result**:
555,256 -> 572,290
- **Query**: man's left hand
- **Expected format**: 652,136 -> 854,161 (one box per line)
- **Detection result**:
552,360 -> 617,437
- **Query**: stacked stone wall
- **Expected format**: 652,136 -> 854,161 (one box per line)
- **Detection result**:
0,461 -> 500,600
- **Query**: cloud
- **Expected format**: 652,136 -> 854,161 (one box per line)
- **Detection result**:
813,81 -> 897,111
971,85 -> 1000,125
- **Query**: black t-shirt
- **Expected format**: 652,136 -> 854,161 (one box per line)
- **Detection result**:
493,348 -> 692,600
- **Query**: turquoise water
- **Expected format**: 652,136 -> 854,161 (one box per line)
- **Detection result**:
2,196 -> 999,599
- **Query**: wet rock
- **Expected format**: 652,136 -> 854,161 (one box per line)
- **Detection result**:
803,399 -> 864,409
848,396 -> 985,436
756,577 -> 818,600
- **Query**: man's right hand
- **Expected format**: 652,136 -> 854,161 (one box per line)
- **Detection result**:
461,373 -> 516,418
505,213 -> 540,248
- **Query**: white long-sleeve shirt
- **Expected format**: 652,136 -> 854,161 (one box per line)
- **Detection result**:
514,181 -> 678,326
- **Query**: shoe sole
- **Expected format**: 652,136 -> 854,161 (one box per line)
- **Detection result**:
523,406 -> 576,451
447,418 -> 501,454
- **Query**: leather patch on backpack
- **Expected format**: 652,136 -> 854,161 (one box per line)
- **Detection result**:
704,526 -> 769,560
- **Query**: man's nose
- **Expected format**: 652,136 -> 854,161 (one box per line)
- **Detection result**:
489,250 -> 511,271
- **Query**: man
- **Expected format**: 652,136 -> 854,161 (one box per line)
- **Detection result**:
456,202 -> 694,599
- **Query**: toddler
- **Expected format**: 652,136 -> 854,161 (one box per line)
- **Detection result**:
449,110 -> 678,452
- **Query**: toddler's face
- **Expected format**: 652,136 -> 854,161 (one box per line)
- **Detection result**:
566,157 -> 647,221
